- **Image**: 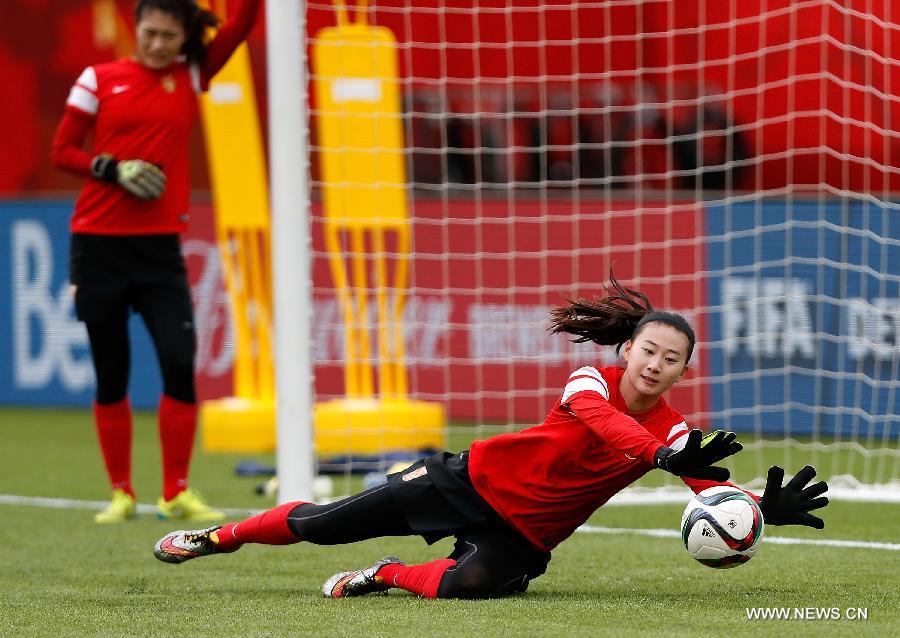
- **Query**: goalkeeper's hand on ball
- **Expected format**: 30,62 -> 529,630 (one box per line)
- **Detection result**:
91,154 -> 166,200
759,465 -> 829,528
654,429 -> 742,482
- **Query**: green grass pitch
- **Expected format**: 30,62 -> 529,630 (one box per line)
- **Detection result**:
0,407 -> 897,637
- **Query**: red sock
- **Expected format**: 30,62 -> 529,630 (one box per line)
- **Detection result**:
214,501 -> 307,551
93,399 -> 134,498
158,394 -> 198,501
377,559 -> 456,599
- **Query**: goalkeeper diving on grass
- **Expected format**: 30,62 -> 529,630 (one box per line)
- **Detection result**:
154,272 -> 830,599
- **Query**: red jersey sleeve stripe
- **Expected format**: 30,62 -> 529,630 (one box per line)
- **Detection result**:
568,366 -> 609,390
567,365 -> 605,383
666,422 -> 689,445
667,427 -> 690,452
75,66 -> 98,91
66,86 -> 98,115
561,376 -> 609,403
67,67 -> 99,115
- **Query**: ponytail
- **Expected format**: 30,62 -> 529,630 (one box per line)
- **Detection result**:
550,269 -> 697,360
549,270 -> 653,353
135,0 -> 221,65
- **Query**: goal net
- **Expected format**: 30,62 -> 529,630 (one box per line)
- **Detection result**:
301,0 -> 899,502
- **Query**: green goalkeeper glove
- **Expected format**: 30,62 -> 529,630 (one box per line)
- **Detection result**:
758,465 -> 829,528
91,154 -> 166,200
653,429 -> 742,481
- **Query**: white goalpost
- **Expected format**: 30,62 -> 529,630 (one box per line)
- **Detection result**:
271,0 -> 899,504
267,0 -> 315,503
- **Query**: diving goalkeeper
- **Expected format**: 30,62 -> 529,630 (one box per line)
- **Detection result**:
154,272 -> 829,599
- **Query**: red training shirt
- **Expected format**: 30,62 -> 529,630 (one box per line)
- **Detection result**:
468,365 -> 754,551
50,0 -> 260,235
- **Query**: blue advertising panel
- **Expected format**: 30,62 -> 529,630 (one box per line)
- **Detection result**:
705,199 -> 899,439
0,200 -> 161,408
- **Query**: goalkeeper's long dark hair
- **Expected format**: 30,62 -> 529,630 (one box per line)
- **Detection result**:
549,269 -> 696,361
135,0 -> 221,65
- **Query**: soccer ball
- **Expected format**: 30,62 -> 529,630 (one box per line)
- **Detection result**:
680,486 -> 764,568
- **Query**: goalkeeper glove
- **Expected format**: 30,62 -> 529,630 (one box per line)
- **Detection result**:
91,154 -> 166,200
653,429 -> 742,481
758,465 -> 829,528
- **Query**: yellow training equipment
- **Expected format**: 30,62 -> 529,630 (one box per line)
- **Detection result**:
196,0 -> 275,452
311,0 -> 444,455
200,0 -> 444,455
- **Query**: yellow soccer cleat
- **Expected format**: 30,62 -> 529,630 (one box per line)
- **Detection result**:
156,488 -> 225,522
95,489 -> 136,524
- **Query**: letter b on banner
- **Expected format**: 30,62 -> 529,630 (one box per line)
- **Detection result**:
12,220 -> 92,390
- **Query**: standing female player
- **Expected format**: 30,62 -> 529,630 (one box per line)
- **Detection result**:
50,0 -> 261,523
154,273 -> 829,598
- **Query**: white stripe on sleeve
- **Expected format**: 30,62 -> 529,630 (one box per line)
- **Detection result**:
666,421 -> 689,444
561,375 -> 610,403
568,366 -> 604,383
668,427 -> 690,452
567,366 -> 609,392
66,85 -> 99,115
75,67 -> 98,92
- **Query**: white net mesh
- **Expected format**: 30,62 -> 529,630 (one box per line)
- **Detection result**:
304,0 -> 899,501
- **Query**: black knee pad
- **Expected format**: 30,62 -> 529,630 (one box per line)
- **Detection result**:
436,531 -> 549,599
437,563 -> 499,599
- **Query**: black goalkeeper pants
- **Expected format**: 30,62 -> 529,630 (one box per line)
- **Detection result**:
70,233 -> 196,405
286,458 -> 550,599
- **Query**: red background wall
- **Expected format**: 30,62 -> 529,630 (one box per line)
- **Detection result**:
182,197 -> 710,424
3,0 -> 898,195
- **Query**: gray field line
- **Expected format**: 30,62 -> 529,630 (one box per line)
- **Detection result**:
2,493 -> 898,551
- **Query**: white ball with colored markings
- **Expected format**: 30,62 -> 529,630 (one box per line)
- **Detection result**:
681,486 -> 764,568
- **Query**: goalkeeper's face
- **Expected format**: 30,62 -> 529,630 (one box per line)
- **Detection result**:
135,8 -> 187,70
621,322 -> 690,399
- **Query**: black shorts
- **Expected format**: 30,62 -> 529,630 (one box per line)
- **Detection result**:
69,233 -> 191,324
387,451 -> 551,581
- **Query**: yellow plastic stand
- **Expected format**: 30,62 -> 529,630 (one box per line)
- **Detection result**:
310,0 -> 446,455
202,0 -> 446,455
195,0 -> 276,452
201,398 -> 275,453
315,398 -> 444,456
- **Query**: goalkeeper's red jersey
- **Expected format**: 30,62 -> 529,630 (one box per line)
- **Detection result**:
468,365 -> 735,551
60,59 -> 201,235
50,0 -> 259,235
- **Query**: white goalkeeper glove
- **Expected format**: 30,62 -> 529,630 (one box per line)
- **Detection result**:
91,154 -> 166,200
